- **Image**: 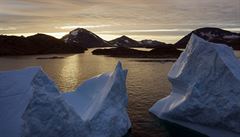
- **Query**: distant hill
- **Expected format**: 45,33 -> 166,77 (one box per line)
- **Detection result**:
1,27 -> 239,56
174,27 -> 240,50
109,35 -> 140,47
92,46 -> 182,58
109,35 -> 172,48
0,34 -> 85,56
62,28 -> 111,48
139,39 -> 172,48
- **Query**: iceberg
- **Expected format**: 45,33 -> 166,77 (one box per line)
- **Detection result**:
0,62 -> 131,137
149,34 -> 240,137
63,62 -> 131,137
0,67 -> 41,137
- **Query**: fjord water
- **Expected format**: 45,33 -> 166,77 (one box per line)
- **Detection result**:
0,49 -> 240,137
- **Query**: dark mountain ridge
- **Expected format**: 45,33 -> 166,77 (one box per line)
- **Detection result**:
109,35 -> 140,47
1,27 -> 239,56
174,27 -> 240,50
62,28 -> 111,48
0,34 -> 85,56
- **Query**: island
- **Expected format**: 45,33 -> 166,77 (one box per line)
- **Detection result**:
92,46 -> 182,58
36,56 -> 65,59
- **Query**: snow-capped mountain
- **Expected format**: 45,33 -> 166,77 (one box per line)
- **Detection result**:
62,28 -> 111,48
109,35 -> 171,48
175,27 -> 240,50
109,35 -> 140,47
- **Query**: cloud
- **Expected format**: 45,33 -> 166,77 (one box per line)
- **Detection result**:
0,0 -> 239,35
55,25 -> 112,29
0,27 -> 17,31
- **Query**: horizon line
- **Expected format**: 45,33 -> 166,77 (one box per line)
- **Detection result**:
1,27 -> 240,43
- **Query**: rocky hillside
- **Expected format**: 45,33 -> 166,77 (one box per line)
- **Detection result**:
0,34 -> 85,56
109,35 -> 140,47
175,27 -> 240,50
62,28 -> 111,48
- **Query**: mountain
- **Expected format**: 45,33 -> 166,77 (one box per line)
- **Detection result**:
139,40 -> 170,48
62,28 -> 111,48
0,34 -> 85,56
109,35 -> 140,47
174,27 -> 240,50
109,35 -> 173,48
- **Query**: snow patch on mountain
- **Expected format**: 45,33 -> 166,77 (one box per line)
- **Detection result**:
70,30 -> 79,36
223,35 -> 240,39
200,32 -> 217,40
124,40 -> 129,43
64,37 -> 69,43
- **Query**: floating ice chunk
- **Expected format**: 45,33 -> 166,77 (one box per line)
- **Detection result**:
149,34 -> 240,137
0,62 -> 131,137
0,67 -> 87,137
0,67 -> 40,137
22,69 -> 88,137
63,62 -> 131,137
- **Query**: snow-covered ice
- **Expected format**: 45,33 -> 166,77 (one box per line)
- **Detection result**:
22,68 -> 88,137
63,62 -> 131,137
149,34 -> 240,137
0,62 -> 131,137
0,67 -> 88,137
0,67 -> 41,137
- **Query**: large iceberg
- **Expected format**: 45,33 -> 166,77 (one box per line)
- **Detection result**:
63,62 -> 131,137
149,34 -> 240,137
0,62 -> 131,137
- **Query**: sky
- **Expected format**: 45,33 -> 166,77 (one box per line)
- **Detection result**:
0,0 -> 239,43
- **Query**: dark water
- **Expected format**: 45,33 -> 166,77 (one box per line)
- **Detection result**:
1,49 -> 240,137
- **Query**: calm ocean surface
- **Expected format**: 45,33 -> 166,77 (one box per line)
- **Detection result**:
1,49 -> 240,137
